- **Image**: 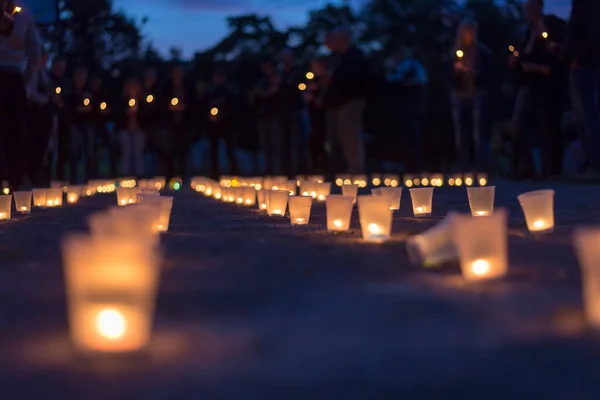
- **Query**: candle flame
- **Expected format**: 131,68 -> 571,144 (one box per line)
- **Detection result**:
13,6 -> 22,14
405,180 -> 413,188
542,31 -> 548,39
96,308 -> 126,340
146,94 -> 154,103
245,199 -> 252,205
421,178 -> 429,186
318,195 -> 325,201
475,211 -> 489,216
416,207 -> 423,213
456,49 -> 464,58
20,206 -> 27,211
296,218 -> 305,223
2,188 -> 8,194
298,83 -> 307,91
0,212 -> 5,218
533,220 -> 546,230
373,178 -> 381,186
100,102 -> 107,110
465,178 -> 473,186
260,204 -> 267,209
306,72 -> 314,80
210,107 -> 219,116
171,97 -> 179,106
129,99 -> 136,107
368,223 -> 380,234
479,178 -> 487,186
455,178 -> 463,186
471,259 -> 490,276
333,220 -> 343,228
273,209 -> 281,215
83,98 -> 90,106
55,87 -> 62,94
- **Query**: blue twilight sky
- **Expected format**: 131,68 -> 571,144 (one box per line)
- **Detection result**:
113,0 -> 572,58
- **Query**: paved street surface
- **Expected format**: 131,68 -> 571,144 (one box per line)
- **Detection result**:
1,180 -> 600,399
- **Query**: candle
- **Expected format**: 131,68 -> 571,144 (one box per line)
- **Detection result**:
12,191 -> 32,214
477,173 -> 488,186
256,189 -> 268,211
326,195 -> 354,232
288,196 -> 312,226
267,190 -> 289,216
574,228 -> 600,330
357,196 -> 392,242
371,174 -> 382,186
352,175 -> 368,188
403,174 -> 414,188
61,234 -> 161,353
341,184 -> 359,204
371,188 -> 383,196
334,175 -> 350,187
406,213 -> 458,267
450,210 -> 508,281
384,174 -> 399,187
116,187 -> 131,207
32,188 -> 48,207
466,186 -> 495,217
314,182 -> 331,201
517,190 -> 555,235
463,173 -> 475,187
0,195 -> 10,220
47,188 -> 63,207
409,188 -> 434,217
241,187 -> 256,206
380,187 -> 402,211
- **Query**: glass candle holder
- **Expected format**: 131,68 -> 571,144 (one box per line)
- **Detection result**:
232,187 -> 244,205
406,213 -> 458,267
267,190 -> 289,217
300,182 -> 316,198
467,186 -> 495,217
288,196 -> 312,225
257,189 -> 269,211
61,234 -> 161,354
89,206 -> 160,248
517,189 -> 555,235
342,184 -> 359,203
241,187 -> 256,206
574,227 -> 600,330
315,182 -> 332,201
357,196 -> 392,242
67,187 -> 80,204
371,188 -> 383,196
450,209 -> 508,281
47,188 -> 63,207
409,188 -> 434,217
381,187 -> 402,211
32,188 -> 48,207
139,195 -> 173,232
326,195 -> 354,232
0,195 -> 11,220
13,191 -> 32,214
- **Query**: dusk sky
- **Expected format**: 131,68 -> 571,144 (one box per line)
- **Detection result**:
113,0 -> 572,58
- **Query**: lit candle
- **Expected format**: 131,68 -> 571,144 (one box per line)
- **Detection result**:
61,234 -> 161,353
380,187 -> 402,211
517,190 -> 555,235
116,187 -> 131,207
12,191 -> 32,214
384,174 -> 399,187
47,188 -> 63,207
409,188 -> 434,217
450,209 -> 508,281
288,196 -> 312,226
241,186 -> 256,206
267,190 -> 289,217
372,175 -> 382,186
466,186 -> 495,217
574,228 -> 600,330
314,182 -> 331,201
32,188 -> 48,207
0,195 -> 9,220
357,196 -> 392,242
326,195 -> 354,232
341,184 -> 359,204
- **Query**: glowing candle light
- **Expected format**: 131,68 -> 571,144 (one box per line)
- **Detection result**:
314,182 -> 331,201
171,97 -> 179,106
466,186 -> 495,217
146,94 -> 153,103
288,196 -> 312,226
380,187 -> 402,211
12,191 -> 32,214
83,98 -> 90,106
241,186 -> 256,206
100,102 -> 107,110
358,196 -> 392,242
574,228 -> 600,331
210,107 -> 219,116
61,234 -> 161,353
116,187 -> 132,207
55,86 -> 62,94
0,195 -> 11,220
47,188 -> 63,207
372,176 -> 382,186
298,83 -> 307,91
32,188 -> 48,207
326,195 -> 354,232
128,98 -> 136,107
342,184 -> 359,204
450,209 -> 508,281
456,49 -> 464,59
306,71 -> 314,80
267,190 -> 289,217
409,188 -> 434,217
517,190 -> 555,235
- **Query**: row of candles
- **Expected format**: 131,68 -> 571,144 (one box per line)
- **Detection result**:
194,175 -> 600,331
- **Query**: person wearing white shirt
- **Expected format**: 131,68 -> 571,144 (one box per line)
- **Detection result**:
0,0 -> 41,190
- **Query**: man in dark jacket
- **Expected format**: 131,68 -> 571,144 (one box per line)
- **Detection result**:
565,0 -> 600,176
139,67 -> 163,177
280,49 -> 305,176
324,27 -> 371,174
50,57 -> 76,184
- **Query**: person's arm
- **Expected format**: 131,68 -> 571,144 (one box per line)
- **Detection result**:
23,12 -> 41,90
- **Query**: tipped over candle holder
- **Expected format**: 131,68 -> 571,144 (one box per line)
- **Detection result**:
409,188 -> 434,217
288,196 -> 312,225
61,234 -> 161,354
326,195 -> 354,232
467,186 -> 495,217
13,191 -> 32,214
517,189 -> 555,235
450,209 -> 508,281
0,195 -> 11,220
357,196 -> 392,242
381,187 -> 402,211
406,213 -> 458,267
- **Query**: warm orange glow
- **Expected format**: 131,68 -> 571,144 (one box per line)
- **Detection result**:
298,83 -> 307,91
2,188 -> 8,195
333,220 -> 342,228
456,49 -> 464,58
306,72 -> 314,80
508,45 -> 515,52
210,107 -> 219,116
372,178 -> 381,186
471,259 -> 490,276
55,87 -> 62,94
13,6 -> 22,13
128,98 -> 136,107
100,102 -> 107,110
83,98 -> 90,106
368,223 -> 380,234
146,94 -> 154,103
513,51 -> 520,57
542,31 -> 548,39
171,97 -> 179,106
96,308 -> 127,340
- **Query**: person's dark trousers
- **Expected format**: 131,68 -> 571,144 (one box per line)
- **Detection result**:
56,116 -> 77,184
308,112 -> 328,173
28,104 -> 53,187
258,117 -> 283,175
95,122 -> 117,179
570,67 -> 600,171
0,70 -> 28,190
208,120 -> 238,180
451,90 -> 488,172
166,122 -> 189,181
540,88 -> 564,177
401,87 -> 425,173
72,123 -> 94,182
282,109 -> 304,176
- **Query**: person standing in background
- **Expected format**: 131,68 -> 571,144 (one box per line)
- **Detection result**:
50,57 -> 74,184
565,0 -> 600,178
70,66 -> 93,183
324,27 -> 371,175
118,77 -> 145,177
164,64 -> 192,182
280,49 -> 305,176
139,67 -> 163,177
252,59 -> 283,175
451,19 -> 492,173
305,57 -> 330,174
28,48 -> 53,187
89,73 -> 115,178
206,68 -> 238,180
0,0 -> 40,191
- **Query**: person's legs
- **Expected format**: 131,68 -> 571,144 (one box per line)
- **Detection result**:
0,72 -> 28,190
85,125 -> 98,180
287,110 -> 303,175
511,86 -> 535,178
132,130 -> 146,178
258,118 -> 275,175
120,132 -> 132,176
337,100 -> 366,174
540,90 -> 564,177
570,67 -> 600,171
221,122 -> 238,176
268,117 -> 283,176
451,92 -> 471,171
56,117 -> 70,183
473,91 -> 489,171
28,106 -> 52,187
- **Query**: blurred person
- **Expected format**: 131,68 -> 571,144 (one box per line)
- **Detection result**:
27,48 -> 52,187
70,66 -> 93,183
164,64 -> 192,181
206,68 -> 238,180
139,67 -> 163,177
451,19 -> 492,172
324,27 -> 371,174
50,57 -> 75,183
280,48 -> 306,175
565,0 -> 600,178
118,77 -> 145,177
89,73 -> 116,178
305,57 -> 330,174
251,58 -> 284,175
0,0 -> 40,191
510,1 -> 567,179
386,46 -> 428,173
